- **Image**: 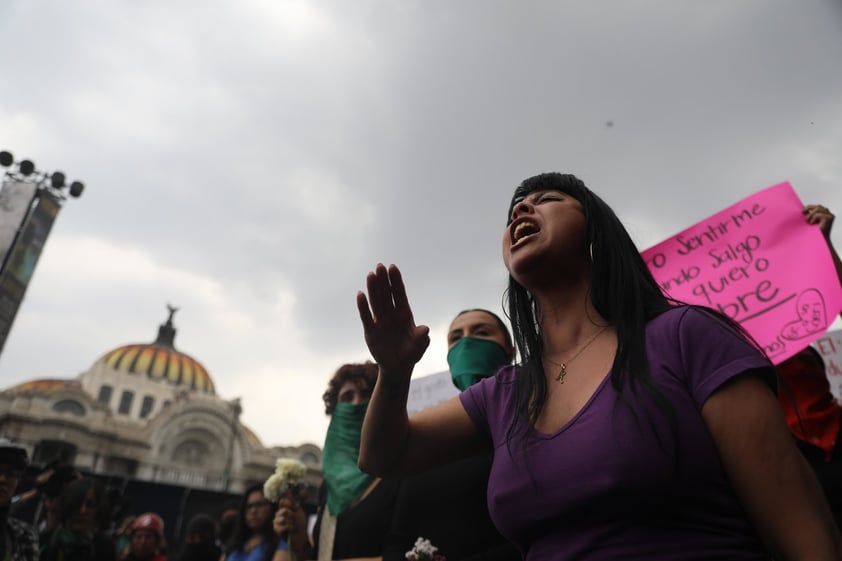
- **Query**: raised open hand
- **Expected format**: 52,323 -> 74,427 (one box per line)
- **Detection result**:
356,264 -> 430,375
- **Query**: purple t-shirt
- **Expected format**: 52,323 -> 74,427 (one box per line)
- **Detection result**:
460,307 -> 774,561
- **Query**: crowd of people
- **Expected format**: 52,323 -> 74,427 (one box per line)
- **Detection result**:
0,446 -> 288,561
1,172 -> 841,561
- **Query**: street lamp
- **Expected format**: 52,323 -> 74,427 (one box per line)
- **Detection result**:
0,150 -> 85,354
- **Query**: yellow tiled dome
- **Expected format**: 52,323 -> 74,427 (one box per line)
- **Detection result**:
95,307 -> 215,395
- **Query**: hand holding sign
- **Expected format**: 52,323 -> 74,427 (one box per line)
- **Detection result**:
804,205 -> 835,239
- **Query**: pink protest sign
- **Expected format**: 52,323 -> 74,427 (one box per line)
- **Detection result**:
641,182 -> 842,364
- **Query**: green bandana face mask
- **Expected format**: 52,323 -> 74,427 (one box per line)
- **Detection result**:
322,401 -> 373,516
447,336 -> 509,391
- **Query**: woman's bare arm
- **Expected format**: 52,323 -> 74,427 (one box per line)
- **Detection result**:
703,371 -> 841,560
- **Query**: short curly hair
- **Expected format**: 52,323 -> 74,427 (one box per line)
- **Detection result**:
322,362 -> 378,415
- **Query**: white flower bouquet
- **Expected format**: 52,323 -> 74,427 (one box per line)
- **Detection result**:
264,458 -> 307,501
405,537 -> 446,561
264,458 -> 308,561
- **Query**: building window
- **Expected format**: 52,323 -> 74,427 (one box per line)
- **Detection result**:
97,385 -> 113,404
139,396 -> 155,419
52,399 -> 85,417
118,390 -> 134,415
300,452 -> 319,466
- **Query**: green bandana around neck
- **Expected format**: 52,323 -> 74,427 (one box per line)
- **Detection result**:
322,401 -> 373,516
447,336 -> 510,391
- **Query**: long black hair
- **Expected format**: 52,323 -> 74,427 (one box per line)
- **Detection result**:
57,477 -> 108,532
227,483 -> 278,560
504,173 -> 679,449
41,478 -> 111,561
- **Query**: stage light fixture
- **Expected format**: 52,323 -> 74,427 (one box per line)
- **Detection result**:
18,160 -> 35,176
50,172 -> 66,189
2,151 -> 85,199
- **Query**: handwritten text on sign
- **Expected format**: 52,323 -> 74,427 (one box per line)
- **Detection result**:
641,182 -> 842,364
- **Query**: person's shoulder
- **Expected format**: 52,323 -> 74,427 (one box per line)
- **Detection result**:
460,366 -> 517,422
648,304 -> 693,324
647,304 -> 732,332
463,365 -> 516,397
493,364 -> 518,384
468,365 -> 517,400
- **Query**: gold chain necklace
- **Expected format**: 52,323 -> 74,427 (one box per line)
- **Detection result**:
545,326 -> 608,384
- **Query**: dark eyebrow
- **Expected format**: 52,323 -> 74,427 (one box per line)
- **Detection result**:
512,189 -> 559,205
533,189 -> 562,199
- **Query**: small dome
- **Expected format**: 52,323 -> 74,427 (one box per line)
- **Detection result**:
5,379 -> 82,394
95,306 -> 215,395
240,423 -> 263,448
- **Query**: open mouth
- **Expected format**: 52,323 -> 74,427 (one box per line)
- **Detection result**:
512,220 -> 539,244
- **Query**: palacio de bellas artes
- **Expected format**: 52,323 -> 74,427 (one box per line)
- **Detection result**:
0,307 -> 323,495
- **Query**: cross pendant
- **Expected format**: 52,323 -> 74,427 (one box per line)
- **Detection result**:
555,363 -> 568,383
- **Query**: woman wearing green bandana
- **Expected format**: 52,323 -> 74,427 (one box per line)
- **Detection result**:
311,362 -> 399,561
383,309 -> 520,561
445,309 -> 514,392
39,478 -> 116,561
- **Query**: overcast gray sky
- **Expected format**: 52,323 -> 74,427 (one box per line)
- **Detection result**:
1,0 -> 841,448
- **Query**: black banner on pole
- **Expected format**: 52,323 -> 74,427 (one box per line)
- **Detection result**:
0,190 -> 62,353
